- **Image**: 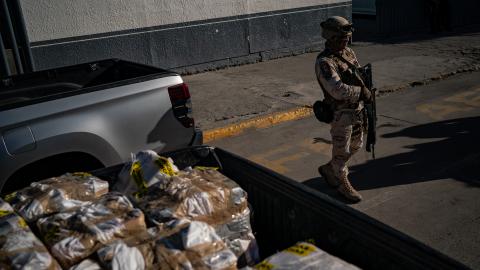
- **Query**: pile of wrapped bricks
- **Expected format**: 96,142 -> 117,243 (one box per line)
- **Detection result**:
0,150 -> 360,270
0,150 -> 259,270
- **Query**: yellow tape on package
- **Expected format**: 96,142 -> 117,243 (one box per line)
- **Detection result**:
254,242 -> 361,270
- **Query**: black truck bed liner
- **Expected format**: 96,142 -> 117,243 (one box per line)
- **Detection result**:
92,145 -> 470,270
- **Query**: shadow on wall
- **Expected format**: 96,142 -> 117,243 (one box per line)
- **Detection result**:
303,116 -> 480,198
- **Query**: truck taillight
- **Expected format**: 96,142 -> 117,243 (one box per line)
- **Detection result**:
168,83 -> 190,101
168,83 -> 194,128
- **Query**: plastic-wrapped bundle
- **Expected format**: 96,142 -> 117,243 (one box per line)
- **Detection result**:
96,227 -> 155,270
136,167 -> 259,266
37,192 -> 147,269
156,220 -> 238,270
0,199 -> 61,270
69,259 -> 102,270
5,172 -> 109,222
137,167 -> 248,223
215,208 -> 259,267
114,150 -> 179,196
254,242 -> 361,270
96,220 -> 238,270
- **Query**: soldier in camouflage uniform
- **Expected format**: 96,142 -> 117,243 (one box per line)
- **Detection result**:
315,16 -> 372,202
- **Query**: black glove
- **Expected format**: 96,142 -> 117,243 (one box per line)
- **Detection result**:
360,86 -> 372,103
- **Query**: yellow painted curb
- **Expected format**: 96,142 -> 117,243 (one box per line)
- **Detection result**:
204,106 -> 314,142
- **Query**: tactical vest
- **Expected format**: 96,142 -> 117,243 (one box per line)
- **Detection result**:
316,49 -> 361,110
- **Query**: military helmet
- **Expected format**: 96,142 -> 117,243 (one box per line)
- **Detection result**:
321,16 -> 354,40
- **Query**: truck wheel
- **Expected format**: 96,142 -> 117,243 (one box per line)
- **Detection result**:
2,152 -> 104,195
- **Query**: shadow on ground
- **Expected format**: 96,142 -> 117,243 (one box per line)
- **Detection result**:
303,116 -> 480,202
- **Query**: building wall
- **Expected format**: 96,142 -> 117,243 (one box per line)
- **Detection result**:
19,0 -> 352,72
449,0 -> 480,28
375,0 -> 480,36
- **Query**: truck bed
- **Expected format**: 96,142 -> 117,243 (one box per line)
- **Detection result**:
0,59 -> 176,111
91,145 -> 469,270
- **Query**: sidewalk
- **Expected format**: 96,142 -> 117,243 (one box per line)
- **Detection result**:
184,31 -> 480,140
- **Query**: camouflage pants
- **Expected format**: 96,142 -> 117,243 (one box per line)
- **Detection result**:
330,110 -> 364,179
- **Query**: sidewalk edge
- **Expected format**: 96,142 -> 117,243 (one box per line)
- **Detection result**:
203,106 -> 313,142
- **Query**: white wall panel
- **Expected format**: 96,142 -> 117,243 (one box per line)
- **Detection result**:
246,0 -> 348,13
21,0 -> 347,42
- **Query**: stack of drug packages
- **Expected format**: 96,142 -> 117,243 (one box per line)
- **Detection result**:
114,150 -> 260,268
1,172 -> 109,269
84,219 -> 238,270
1,150 -> 259,269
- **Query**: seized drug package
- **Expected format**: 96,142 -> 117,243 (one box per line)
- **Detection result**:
135,166 -> 259,265
136,167 -> 248,223
0,199 -> 61,270
96,220 -> 238,270
254,242 -> 361,270
114,150 -> 179,195
37,192 -> 147,268
5,172 -> 109,222
69,259 -> 102,270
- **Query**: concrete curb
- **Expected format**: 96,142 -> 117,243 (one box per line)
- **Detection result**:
204,106 -> 313,142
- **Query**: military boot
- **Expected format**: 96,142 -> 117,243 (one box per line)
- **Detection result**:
337,176 -> 362,203
318,163 -> 340,188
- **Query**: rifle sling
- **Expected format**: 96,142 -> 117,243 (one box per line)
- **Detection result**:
335,53 -> 367,88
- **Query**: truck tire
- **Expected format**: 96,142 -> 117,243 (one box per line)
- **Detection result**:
2,152 -> 104,195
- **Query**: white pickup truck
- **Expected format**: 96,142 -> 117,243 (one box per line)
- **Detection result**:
0,59 -> 202,193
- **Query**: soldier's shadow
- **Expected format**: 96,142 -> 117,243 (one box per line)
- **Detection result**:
303,116 -> 480,201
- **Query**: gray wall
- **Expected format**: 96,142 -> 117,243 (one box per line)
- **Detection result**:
20,0 -> 352,72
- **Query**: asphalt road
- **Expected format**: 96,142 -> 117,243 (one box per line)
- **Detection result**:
211,71 -> 480,269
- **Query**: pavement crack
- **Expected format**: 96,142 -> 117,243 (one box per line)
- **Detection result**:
214,110 -> 269,122
377,123 -> 404,129
260,93 -> 310,107
378,114 -> 418,125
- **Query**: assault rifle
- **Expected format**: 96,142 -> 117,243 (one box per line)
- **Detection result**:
357,64 -> 377,159
336,55 -> 377,159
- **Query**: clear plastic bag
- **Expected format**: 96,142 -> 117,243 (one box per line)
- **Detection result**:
5,172 -> 108,222
96,220 -> 238,270
0,199 -> 61,270
254,242 -> 361,270
37,192 -> 147,269
114,150 -> 179,196
97,240 -> 146,270
137,167 -> 259,266
137,167 -> 248,223
69,259 -> 102,270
